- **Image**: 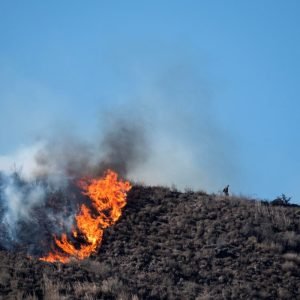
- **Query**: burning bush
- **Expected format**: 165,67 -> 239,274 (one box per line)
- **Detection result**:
41,170 -> 131,263
0,169 -> 132,263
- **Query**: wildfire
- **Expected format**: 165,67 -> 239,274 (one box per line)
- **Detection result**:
40,170 -> 132,263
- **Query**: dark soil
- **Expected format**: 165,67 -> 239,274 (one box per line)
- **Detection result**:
0,186 -> 300,299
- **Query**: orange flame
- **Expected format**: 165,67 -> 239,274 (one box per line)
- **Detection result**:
40,170 -> 131,263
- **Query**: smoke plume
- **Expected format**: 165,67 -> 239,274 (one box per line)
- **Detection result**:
0,64 -> 238,256
0,119 -> 147,254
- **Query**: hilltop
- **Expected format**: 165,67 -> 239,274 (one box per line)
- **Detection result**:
0,186 -> 300,299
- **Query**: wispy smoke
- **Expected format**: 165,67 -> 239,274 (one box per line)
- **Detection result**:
96,118 -> 148,177
0,173 -> 45,239
0,63 -> 238,254
0,119 -> 148,254
124,65 -> 238,191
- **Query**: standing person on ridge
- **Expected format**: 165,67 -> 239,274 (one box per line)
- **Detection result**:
223,185 -> 229,196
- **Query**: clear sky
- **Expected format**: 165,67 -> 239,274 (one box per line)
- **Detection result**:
0,1 -> 299,202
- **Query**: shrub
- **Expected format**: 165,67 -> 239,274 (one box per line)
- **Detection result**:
271,194 -> 292,206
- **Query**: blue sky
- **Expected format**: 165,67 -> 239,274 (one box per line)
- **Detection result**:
0,1 -> 299,202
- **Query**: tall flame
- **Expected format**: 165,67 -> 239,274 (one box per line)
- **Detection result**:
40,170 -> 132,263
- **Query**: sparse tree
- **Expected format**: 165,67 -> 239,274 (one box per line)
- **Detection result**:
271,194 -> 292,206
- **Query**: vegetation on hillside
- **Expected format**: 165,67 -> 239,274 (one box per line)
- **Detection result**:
0,186 -> 300,299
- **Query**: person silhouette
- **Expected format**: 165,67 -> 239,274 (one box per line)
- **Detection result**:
223,185 -> 229,196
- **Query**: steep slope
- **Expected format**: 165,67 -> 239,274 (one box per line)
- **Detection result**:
0,186 -> 300,299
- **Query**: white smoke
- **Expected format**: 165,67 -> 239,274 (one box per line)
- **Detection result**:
0,142 -> 45,181
128,136 -> 203,190
0,141 -> 84,247
0,120 -> 148,250
0,173 -> 46,240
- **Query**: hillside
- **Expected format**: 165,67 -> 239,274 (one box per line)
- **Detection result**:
0,186 -> 300,299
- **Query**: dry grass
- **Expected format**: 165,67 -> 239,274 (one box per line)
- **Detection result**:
73,282 -> 100,299
43,274 -> 63,300
1,186 -> 300,299
283,252 -> 300,264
